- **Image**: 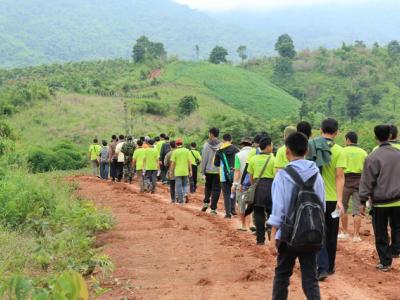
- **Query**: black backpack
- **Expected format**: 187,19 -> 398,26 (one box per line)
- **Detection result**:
280,166 -> 325,252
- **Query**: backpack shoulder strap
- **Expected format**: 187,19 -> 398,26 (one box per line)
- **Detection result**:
258,155 -> 272,179
285,165 -> 305,189
304,173 -> 318,189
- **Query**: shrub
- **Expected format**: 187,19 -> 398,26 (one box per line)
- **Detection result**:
131,100 -> 168,116
177,96 -> 199,116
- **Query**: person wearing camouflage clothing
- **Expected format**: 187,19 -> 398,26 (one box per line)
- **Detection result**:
121,136 -> 136,184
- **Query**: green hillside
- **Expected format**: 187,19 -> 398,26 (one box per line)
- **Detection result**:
3,60 -> 297,146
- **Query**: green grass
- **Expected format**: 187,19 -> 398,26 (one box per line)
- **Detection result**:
162,61 -> 300,120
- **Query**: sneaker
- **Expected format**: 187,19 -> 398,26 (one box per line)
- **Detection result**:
201,204 -> 209,212
328,268 -> 335,275
338,232 -> 349,240
185,195 -> 189,203
231,211 -> 237,216
353,236 -> 362,243
392,253 -> 400,258
249,226 -> 256,232
376,263 -> 391,272
224,214 -> 232,219
210,210 -> 217,215
318,272 -> 329,281
237,227 -> 247,232
256,241 -> 265,246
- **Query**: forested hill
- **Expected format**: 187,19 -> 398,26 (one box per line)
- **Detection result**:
0,0 -> 267,68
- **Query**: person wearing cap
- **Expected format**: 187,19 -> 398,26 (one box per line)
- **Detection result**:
232,137 -> 253,230
143,139 -> 159,193
274,126 -> 297,171
171,138 -> 192,204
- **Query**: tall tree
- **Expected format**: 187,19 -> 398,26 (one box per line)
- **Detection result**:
275,34 -> 296,59
299,100 -> 309,121
209,46 -> 228,64
273,57 -> 293,79
132,36 -> 167,63
237,45 -> 248,63
346,91 -> 363,123
388,40 -> 400,60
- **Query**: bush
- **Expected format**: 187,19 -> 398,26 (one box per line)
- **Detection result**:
131,99 -> 169,116
177,96 -> 199,116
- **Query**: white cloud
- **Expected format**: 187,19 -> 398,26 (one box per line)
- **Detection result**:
174,0 -> 370,11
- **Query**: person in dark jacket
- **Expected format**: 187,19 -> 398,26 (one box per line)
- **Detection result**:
359,125 -> 400,272
159,136 -> 171,184
214,134 -> 239,218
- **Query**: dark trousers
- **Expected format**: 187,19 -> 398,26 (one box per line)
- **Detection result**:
221,182 -> 235,216
254,206 -> 268,244
317,201 -> 339,274
190,165 -> 198,193
203,173 -> 221,210
116,162 -> 124,181
160,165 -> 168,183
169,179 -> 176,202
373,206 -> 400,266
390,213 -> 400,256
272,243 -> 320,300
110,159 -> 118,181
145,170 -> 157,193
100,162 -> 109,180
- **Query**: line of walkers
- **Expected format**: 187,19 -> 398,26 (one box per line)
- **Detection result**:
87,119 -> 400,300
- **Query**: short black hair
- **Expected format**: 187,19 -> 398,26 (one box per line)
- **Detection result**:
286,133 -> 309,157
321,118 -> 339,134
102,140 -> 107,146
222,133 -> 232,142
140,136 -> 145,142
155,136 -> 160,142
119,135 -> 125,140
374,125 -> 391,142
165,136 -> 170,141
254,132 -> 269,144
148,139 -> 155,145
345,131 -> 358,144
390,125 -> 398,140
170,140 -> 177,149
112,134 -> 117,140
93,138 -> 98,143
137,140 -> 143,147
297,121 -> 312,139
209,127 -> 220,138
190,142 -> 197,148
160,133 -> 166,139
259,137 -> 272,151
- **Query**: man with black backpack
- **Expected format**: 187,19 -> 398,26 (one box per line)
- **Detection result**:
214,134 -> 239,218
268,132 -> 325,300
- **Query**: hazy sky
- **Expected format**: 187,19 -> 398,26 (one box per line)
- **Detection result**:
174,0 -> 370,11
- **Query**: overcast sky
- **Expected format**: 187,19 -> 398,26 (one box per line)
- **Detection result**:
174,0 -> 372,11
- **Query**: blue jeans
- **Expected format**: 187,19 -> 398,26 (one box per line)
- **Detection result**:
175,176 -> 189,204
100,162 -> 109,179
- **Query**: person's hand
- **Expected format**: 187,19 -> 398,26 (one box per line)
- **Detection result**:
336,201 -> 345,215
189,171 -> 193,178
231,185 -> 236,193
268,240 -> 277,256
360,204 -> 366,216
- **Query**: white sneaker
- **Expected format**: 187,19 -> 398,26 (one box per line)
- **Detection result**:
338,232 -> 349,240
353,236 -> 362,243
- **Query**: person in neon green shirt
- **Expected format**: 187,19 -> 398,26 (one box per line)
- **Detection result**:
171,138 -> 192,205
88,138 -> 101,177
247,137 -> 275,245
275,126 -> 297,171
143,139 -> 159,193
339,131 -> 368,242
360,125 -> 400,271
189,142 -> 202,193
133,140 -> 146,193
312,118 -> 346,281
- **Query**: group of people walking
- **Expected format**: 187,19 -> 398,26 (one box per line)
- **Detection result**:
88,118 -> 400,300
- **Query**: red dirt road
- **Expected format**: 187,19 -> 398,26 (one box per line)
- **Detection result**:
73,176 -> 400,300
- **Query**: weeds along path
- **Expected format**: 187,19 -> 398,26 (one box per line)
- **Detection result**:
72,176 -> 400,300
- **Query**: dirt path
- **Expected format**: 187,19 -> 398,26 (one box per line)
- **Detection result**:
73,176 -> 400,300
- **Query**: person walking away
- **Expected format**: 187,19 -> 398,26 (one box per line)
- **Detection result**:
88,138 -> 101,177
132,140 -> 146,192
164,141 -> 177,202
275,126 -> 297,171
143,139 -> 159,193
248,137 -> 275,244
268,132 -> 325,300
121,136 -> 136,184
115,135 -> 126,182
307,118 -> 346,281
171,139 -> 192,205
99,140 -> 110,180
338,131 -> 367,242
159,135 -> 170,184
359,125 -> 400,272
201,128 -> 222,213
189,142 -> 202,193
232,137 -> 253,231
214,134 -> 239,218
109,135 -> 119,182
